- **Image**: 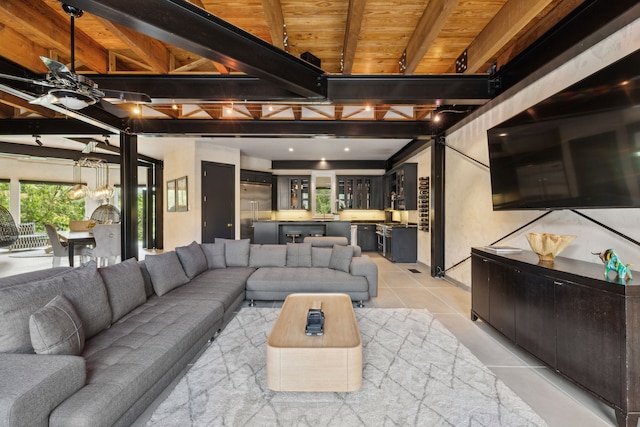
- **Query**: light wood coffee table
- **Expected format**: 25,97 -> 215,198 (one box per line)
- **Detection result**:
266,293 -> 362,392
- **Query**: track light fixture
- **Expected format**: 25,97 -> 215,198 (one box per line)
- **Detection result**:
34,135 -> 43,146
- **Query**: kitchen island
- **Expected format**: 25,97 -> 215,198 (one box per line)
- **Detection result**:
254,221 -> 352,244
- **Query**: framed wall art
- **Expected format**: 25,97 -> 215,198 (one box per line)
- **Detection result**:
166,179 -> 176,212
176,176 -> 188,212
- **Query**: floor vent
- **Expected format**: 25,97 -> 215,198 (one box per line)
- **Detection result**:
408,268 -> 421,274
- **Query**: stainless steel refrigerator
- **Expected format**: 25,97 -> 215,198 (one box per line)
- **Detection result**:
240,182 -> 272,242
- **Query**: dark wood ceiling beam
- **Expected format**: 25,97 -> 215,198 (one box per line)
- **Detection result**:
0,0 -> 108,73
261,0 -> 287,50
87,74 -> 491,104
64,0 -> 326,99
459,0 -> 554,74
0,23 -> 50,72
341,0 -> 367,75
100,20 -> 170,73
129,119 -> 432,138
401,0 -> 459,74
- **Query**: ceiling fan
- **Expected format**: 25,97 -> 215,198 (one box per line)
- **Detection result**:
0,4 -> 151,111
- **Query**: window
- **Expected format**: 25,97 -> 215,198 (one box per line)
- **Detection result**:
0,179 -> 8,210
19,181 -> 85,232
311,171 -> 336,218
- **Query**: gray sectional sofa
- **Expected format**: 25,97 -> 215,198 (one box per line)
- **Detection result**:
0,239 -> 377,427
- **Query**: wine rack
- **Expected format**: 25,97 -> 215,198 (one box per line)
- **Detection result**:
418,177 -> 429,232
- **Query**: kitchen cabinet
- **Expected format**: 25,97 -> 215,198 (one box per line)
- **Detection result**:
384,163 -> 417,210
386,227 -> 417,262
277,176 -> 310,210
471,248 -> 640,427
337,176 -> 383,210
253,221 -> 352,244
356,224 -> 377,251
240,169 -> 272,184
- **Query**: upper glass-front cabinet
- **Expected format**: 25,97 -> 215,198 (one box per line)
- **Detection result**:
277,176 -> 310,210
337,176 -> 382,210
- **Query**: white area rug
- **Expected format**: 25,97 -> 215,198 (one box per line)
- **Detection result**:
147,308 -> 547,426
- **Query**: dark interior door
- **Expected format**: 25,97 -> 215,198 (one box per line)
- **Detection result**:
202,161 -> 235,242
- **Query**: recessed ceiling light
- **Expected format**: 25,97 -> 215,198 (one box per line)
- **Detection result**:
288,148 -> 294,152
344,147 -> 350,152
321,158 -> 326,162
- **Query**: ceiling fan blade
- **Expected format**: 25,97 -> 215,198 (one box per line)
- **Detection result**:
101,89 -> 152,104
0,72 -> 54,88
40,56 -> 71,75
96,98 -> 131,119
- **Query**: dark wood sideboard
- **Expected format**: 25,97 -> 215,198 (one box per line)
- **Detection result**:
471,248 -> 640,427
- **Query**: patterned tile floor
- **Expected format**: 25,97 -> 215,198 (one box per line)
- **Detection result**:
0,249 -> 616,426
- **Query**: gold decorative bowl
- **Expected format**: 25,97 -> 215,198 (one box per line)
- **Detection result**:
525,232 -> 576,263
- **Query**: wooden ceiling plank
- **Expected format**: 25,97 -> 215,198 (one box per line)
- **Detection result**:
305,105 -> 335,119
292,106 -> 302,121
188,0 -> 206,8
0,24 -> 50,72
0,101 -> 16,118
149,105 -> 181,118
375,105 -> 391,121
172,57 -> 211,73
101,20 -> 169,74
0,0 -> 108,73
495,0 -> 584,69
261,0 -> 286,50
110,52 -> 155,72
199,104 -> 222,119
464,0 -> 555,74
342,0 -> 367,75
0,92 -> 57,118
403,0 -> 460,74
246,103 -> 262,119
262,105 -> 290,118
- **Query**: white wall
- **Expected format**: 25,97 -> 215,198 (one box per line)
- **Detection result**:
162,139 -> 241,250
443,17 -> 640,287
407,147 -> 432,268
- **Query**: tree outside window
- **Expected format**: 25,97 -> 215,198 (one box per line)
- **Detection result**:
0,180 -> 8,210
20,182 -> 85,232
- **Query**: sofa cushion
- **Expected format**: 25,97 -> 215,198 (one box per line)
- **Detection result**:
304,236 -> 349,247
247,267 -> 369,293
311,247 -> 332,268
29,295 -> 85,355
175,241 -> 208,278
286,242 -> 312,267
58,262 -> 112,340
201,243 -> 226,269
138,260 -> 155,298
0,354 -> 85,427
329,245 -> 354,273
99,258 -> 147,322
215,238 -> 250,267
250,244 -> 286,267
144,252 -> 190,296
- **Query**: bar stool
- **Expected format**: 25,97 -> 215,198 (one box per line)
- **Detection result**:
286,233 -> 301,243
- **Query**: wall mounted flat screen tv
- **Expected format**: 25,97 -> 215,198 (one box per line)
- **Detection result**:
487,49 -> 640,210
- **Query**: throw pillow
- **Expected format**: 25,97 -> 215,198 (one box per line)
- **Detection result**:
144,252 -> 190,296
201,243 -> 226,269
215,238 -> 250,267
249,244 -> 286,267
311,247 -> 332,268
58,261 -> 112,339
29,295 -> 85,356
328,245 -> 354,273
286,243 -> 312,267
175,241 -> 208,278
99,258 -> 147,322
0,275 -> 64,353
